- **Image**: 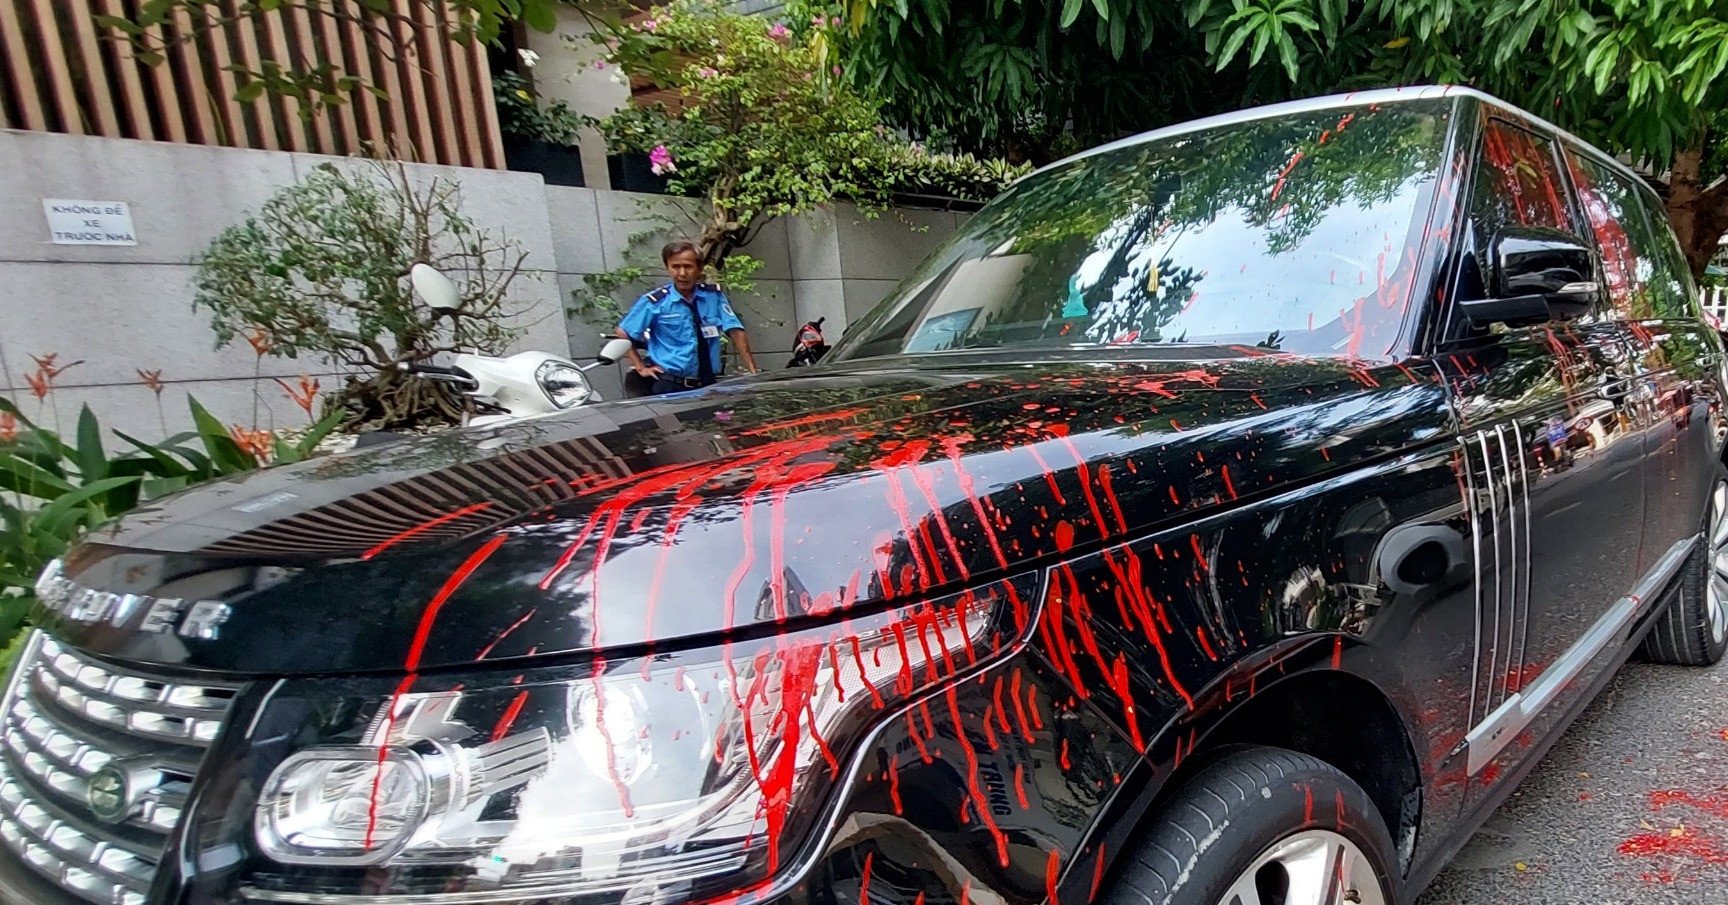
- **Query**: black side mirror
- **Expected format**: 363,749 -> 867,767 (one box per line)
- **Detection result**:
1458,227 -> 1602,327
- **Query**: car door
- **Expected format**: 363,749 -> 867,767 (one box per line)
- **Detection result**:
1565,148 -> 1721,572
1437,115 -> 1646,785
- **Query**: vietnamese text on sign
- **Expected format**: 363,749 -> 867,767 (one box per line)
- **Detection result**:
43,199 -> 138,246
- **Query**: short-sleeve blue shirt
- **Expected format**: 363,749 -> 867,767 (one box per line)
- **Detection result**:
617,283 -> 745,379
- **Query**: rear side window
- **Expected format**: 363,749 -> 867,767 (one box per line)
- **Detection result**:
1566,151 -> 1692,319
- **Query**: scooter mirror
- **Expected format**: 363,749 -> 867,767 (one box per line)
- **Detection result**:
597,337 -> 634,365
411,263 -> 463,312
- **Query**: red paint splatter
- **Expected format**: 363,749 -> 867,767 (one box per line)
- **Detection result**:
362,502 -> 493,560
1195,626 -> 1219,660
1045,849 -> 1063,905
1014,762 -> 1031,808
406,534 -> 508,672
1096,464 -> 1129,534
1619,827 -> 1728,863
490,690 -> 529,741
946,686 -> 1010,866
1651,789 -> 1728,820
1189,534 -> 1210,571
859,851 -> 874,905
1054,520 -> 1076,551
1220,464 -> 1237,500
474,607 -> 537,660
1089,847 -> 1107,902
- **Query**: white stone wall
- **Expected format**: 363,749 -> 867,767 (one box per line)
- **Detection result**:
0,129 -> 963,440
522,8 -> 628,192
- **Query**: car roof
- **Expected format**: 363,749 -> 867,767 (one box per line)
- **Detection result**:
1029,85 -> 1644,188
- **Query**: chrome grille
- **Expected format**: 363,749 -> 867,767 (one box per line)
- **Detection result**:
0,632 -> 239,905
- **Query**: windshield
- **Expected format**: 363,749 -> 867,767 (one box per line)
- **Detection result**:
831,100 -> 1453,363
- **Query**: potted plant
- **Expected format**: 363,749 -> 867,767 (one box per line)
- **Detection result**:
494,71 -> 590,187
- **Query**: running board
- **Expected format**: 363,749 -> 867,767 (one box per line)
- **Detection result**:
1464,533 -> 1698,776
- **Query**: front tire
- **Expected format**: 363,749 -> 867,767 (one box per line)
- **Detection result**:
1100,746 -> 1398,905
1640,470 -> 1728,667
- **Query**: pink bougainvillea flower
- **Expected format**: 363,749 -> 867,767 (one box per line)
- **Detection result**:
640,17 -> 659,31
593,59 -> 607,70
649,144 -> 677,175
811,15 -> 826,26
832,64 -> 843,76
696,66 -> 719,78
768,22 -> 790,38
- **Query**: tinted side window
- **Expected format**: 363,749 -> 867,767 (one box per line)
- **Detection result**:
1635,184 -> 1697,318
1450,118 -> 1580,330
1566,151 -> 1691,319
1475,119 -> 1577,238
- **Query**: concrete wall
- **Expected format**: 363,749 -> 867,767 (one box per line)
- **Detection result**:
0,129 -> 962,441
522,8 -> 628,192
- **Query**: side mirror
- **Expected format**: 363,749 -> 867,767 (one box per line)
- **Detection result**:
597,337 -> 635,365
1459,228 -> 1601,327
411,263 -> 463,312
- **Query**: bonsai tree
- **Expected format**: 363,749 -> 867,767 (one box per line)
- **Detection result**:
193,161 -> 530,429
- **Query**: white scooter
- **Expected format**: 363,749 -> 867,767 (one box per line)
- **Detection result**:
404,263 -> 633,427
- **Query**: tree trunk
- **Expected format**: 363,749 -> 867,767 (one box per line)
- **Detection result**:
1665,144 -> 1728,280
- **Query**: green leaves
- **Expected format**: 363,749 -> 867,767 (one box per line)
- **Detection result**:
1060,0 -> 1086,28
0,393 -> 335,652
1213,0 -> 1320,81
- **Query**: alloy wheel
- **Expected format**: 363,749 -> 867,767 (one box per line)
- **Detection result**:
1709,480 -> 1728,646
1218,830 -> 1388,905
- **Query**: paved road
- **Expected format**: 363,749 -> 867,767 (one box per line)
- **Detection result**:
1419,656 -> 1728,904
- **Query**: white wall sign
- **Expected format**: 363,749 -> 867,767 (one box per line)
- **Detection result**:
43,199 -> 137,246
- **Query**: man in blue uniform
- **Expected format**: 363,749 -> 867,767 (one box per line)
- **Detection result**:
617,240 -> 760,395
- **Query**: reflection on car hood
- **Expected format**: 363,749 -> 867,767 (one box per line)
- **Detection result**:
54,354 -> 1452,674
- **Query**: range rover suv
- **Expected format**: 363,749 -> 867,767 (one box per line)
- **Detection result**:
6,86 -> 1725,905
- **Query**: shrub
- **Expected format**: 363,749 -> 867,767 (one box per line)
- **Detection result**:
0,396 -> 340,651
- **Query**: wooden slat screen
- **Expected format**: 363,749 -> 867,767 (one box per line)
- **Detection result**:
0,0 -> 504,168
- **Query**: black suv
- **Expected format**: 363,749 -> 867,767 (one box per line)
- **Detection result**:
6,87 -> 1725,905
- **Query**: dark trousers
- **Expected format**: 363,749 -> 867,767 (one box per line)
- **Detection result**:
651,375 -> 712,395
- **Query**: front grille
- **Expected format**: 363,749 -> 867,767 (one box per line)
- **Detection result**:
0,632 -> 239,905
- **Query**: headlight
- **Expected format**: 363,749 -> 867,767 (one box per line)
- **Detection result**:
241,579 -> 1028,904
536,360 -> 592,408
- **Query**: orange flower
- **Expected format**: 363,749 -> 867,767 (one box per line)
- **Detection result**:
275,375 -> 320,416
28,353 -> 81,380
137,369 -> 166,396
228,425 -> 275,464
24,369 -> 50,401
0,411 -> 17,444
244,326 -> 273,357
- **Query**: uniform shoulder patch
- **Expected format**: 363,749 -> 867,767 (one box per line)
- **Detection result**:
645,284 -> 673,302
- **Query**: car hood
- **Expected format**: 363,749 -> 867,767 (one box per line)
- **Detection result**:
52,352 -> 1452,675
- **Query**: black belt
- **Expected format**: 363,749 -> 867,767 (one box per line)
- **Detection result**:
664,375 -> 705,388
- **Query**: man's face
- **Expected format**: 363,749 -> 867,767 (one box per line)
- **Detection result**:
666,250 -> 702,289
